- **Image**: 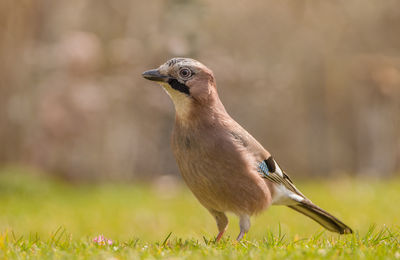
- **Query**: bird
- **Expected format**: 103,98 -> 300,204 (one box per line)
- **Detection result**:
142,57 -> 352,241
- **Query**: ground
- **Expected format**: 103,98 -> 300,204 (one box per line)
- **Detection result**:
0,167 -> 399,259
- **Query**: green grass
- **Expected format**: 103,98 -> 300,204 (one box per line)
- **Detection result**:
0,167 -> 399,259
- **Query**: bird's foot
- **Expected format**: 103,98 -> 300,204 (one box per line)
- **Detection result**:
236,231 -> 246,242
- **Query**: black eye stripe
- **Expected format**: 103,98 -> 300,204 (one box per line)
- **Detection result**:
167,78 -> 190,96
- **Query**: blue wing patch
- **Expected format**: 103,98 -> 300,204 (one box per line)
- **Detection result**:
257,160 -> 270,176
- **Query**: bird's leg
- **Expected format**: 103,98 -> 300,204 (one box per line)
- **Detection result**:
236,214 -> 251,241
216,229 -> 225,242
209,209 -> 228,242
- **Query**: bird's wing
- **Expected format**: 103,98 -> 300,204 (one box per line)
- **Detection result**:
228,125 -> 307,203
257,156 -> 307,202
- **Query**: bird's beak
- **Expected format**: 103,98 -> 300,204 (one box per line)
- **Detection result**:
142,69 -> 168,82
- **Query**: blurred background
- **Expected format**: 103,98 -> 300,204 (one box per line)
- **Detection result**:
1,0 -> 399,182
1,0 -> 400,246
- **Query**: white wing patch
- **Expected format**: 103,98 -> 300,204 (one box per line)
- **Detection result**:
274,162 -> 284,177
271,161 -> 304,205
272,184 -> 305,205
257,157 -> 305,206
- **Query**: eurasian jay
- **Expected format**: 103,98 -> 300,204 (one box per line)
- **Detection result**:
142,58 -> 352,241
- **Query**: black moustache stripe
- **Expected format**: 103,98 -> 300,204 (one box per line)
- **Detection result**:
167,79 -> 190,96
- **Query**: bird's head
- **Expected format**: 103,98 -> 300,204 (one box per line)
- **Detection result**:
142,58 -> 221,119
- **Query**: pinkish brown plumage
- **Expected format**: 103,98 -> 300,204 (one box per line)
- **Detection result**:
142,58 -> 352,241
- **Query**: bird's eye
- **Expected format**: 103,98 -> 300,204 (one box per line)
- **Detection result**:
179,68 -> 192,79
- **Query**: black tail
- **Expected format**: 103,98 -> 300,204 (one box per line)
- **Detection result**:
288,200 -> 352,234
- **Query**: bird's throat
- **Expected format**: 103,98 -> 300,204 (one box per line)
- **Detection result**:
159,82 -> 193,121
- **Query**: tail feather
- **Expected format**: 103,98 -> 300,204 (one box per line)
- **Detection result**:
288,201 -> 353,234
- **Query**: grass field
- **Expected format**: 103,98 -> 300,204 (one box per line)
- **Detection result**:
0,167 -> 399,259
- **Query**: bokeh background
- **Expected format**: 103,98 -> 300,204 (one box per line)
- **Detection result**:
1,1 -> 400,252
1,0 -> 399,181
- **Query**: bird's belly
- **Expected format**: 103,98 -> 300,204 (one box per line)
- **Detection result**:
176,154 -> 272,215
